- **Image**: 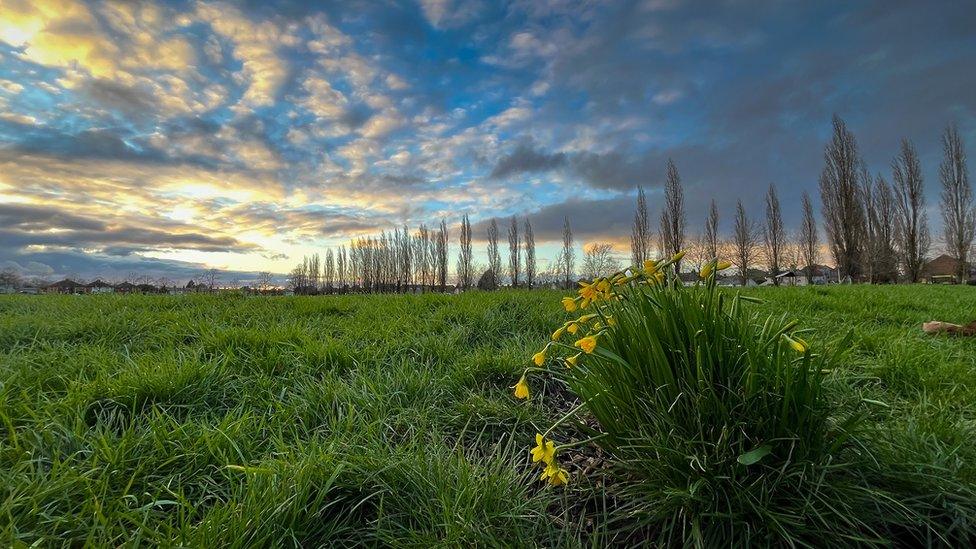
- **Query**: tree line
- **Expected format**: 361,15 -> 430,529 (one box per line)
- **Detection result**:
290,116 -> 973,292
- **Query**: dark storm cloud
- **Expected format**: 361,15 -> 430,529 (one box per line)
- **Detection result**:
472,196 -> 634,244
490,141 -> 566,179
6,126 -> 168,163
0,203 -> 258,254
490,143 -> 664,191
0,250 -> 278,283
0,203 -> 107,232
80,79 -> 156,117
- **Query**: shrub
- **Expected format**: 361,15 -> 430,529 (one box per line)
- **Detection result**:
516,255 -> 976,546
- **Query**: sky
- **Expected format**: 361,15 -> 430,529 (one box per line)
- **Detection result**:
1,0 -> 974,283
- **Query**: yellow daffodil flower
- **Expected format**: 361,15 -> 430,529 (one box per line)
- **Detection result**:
552,325 -> 566,340
532,349 -> 547,366
578,282 -> 597,300
671,251 -> 686,263
575,335 -> 598,354
561,297 -> 578,312
717,260 -> 733,271
700,262 -> 714,279
540,462 -> 569,486
643,259 -> 657,272
566,353 -> 581,367
567,322 -> 579,334
513,376 -> 529,399
782,334 -> 808,353
530,433 -> 556,464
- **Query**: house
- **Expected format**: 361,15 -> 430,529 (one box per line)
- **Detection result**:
774,270 -> 799,286
86,279 -> 115,294
796,264 -> 835,285
922,254 -> 972,284
45,279 -> 88,294
114,281 -> 137,294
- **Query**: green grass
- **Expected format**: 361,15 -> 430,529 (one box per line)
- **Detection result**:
1,286 -> 975,546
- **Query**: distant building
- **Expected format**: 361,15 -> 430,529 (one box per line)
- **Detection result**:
86,279 -> 115,294
796,265 -> 835,285
45,279 -> 88,294
774,270 -> 799,286
114,281 -> 137,294
922,254 -> 972,284
0,283 -> 14,294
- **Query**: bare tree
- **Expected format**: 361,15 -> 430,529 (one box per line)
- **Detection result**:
560,216 -> 575,288
732,200 -> 757,286
524,218 -> 536,288
337,245 -> 347,291
630,186 -> 651,266
869,174 -> 898,282
257,271 -> 274,291
940,123 -> 975,283
0,268 -> 23,290
436,219 -> 449,291
487,218 -> 502,283
892,138 -> 930,282
457,214 -> 473,289
507,215 -> 521,287
704,199 -> 719,260
324,250 -> 335,290
763,183 -> 785,284
819,115 -> 866,280
687,233 -> 709,273
201,268 -> 220,292
581,243 -> 621,279
659,159 -> 686,268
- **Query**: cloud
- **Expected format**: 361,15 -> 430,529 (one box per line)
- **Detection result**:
0,203 -> 258,254
472,196 -> 635,245
490,141 -> 566,179
196,2 -> 290,108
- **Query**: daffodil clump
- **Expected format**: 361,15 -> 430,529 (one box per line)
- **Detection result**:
511,252 -> 853,546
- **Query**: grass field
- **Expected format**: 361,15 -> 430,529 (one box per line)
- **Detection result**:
2,286 -> 975,546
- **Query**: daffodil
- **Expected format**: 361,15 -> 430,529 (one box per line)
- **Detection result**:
782,334 -> 808,353
532,349 -> 547,366
607,316 -> 616,327
566,353 -> 581,367
513,375 -> 530,399
561,297 -> 578,312
671,250 -> 686,263
530,433 -> 556,464
700,262 -> 714,279
578,281 -> 597,300
540,462 -> 569,486
567,322 -> 579,334
552,325 -> 566,340
717,260 -> 733,271
575,335 -> 598,354
642,259 -> 658,272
